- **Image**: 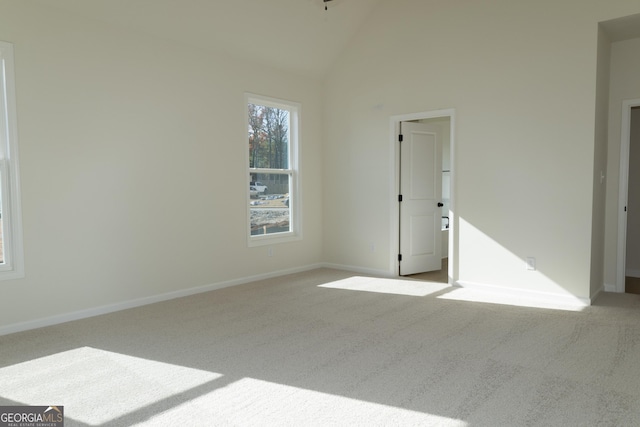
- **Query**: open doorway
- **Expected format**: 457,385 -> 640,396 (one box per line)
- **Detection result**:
390,109 -> 455,284
621,104 -> 640,294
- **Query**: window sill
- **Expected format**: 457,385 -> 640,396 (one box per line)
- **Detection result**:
248,231 -> 301,247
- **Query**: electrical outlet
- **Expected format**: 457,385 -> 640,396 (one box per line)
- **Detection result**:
526,257 -> 536,271
267,247 -> 274,257
369,243 -> 376,253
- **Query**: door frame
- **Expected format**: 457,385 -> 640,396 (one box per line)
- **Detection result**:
389,109 -> 456,282
616,99 -> 640,292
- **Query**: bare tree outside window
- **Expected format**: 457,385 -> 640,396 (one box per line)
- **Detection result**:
247,98 -> 297,239
248,104 -> 289,170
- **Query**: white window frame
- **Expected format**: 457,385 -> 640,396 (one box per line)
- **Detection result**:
0,41 -> 24,280
245,93 -> 301,247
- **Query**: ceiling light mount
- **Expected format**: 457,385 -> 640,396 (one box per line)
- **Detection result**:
324,0 -> 333,11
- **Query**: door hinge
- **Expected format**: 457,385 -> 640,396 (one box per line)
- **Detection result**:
398,194 -> 403,202
398,254 -> 403,262
398,134 -> 403,142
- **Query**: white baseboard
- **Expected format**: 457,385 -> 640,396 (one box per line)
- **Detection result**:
0,263 -> 324,337
2,262 -> 600,336
455,280 -> 592,308
591,285 -> 604,302
321,265 -> 593,307
321,262 -> 393,278
604,283 -> 619,292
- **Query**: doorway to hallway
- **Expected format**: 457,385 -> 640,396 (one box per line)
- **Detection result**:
621,105 -> 640,294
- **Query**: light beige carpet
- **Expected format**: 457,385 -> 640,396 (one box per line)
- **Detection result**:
1,268 -> 640,426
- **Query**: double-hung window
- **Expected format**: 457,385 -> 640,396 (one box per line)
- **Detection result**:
246,94 -> 300,246
0,41 -> 24,280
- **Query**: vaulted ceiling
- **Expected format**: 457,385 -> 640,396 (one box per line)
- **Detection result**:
37,0 -> 381,79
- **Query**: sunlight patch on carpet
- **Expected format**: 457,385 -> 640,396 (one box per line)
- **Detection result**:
0,347 -> 469,425
319,276 -> 451,296
0,347 -> 224,425
192,377 -> 469,425
438,287 -> 587,312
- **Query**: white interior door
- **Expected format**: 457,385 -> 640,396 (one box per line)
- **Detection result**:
399,121 -> 442,275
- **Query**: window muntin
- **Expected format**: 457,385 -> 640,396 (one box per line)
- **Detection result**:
246,94 -> 300,245
0,41 -> 24,279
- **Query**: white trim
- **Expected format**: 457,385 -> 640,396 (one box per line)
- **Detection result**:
389,109 -> 455,282
4,261 -> 601,336
617,99 -> 640,293
0,263 -> 324,337
456,280 -> 592,308
604,283 -> 618,292
245,93 -> 302,247
591,285 -> 604,303
0,41 -> 24,280
321,262 -> 394,278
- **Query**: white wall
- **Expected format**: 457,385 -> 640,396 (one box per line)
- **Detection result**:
324,0 -> 640,302
590,26 -> 611,297
5,0 -> 640,331
604,37 -> 640,289
0,1 -> 324,330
